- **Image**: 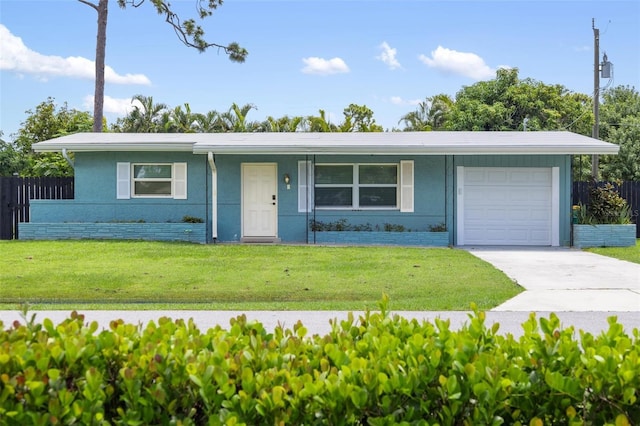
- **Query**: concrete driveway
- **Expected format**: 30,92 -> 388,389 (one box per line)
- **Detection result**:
465,247 -> 640,312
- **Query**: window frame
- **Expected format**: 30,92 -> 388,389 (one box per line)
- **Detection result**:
131,163 -> 174,198
116,162 -> 187,200
314,163 -> 399,210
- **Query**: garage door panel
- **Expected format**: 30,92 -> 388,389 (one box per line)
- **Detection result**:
487,170 -> 508,183
505,208 -> 529,221
531,230 -> 551,242
506,171 -> 532,183
531,170 -> 552,182
530,209 -> 550,221
525,187 -> 551,199
465,170 -> 487,183
461,167 -> 552,246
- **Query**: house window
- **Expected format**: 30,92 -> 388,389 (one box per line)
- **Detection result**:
314,163 -> 398,209
116,162 -> 187,200
132,164 -> 173,197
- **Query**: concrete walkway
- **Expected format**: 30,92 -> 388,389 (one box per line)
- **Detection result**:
465,247 -> 640,312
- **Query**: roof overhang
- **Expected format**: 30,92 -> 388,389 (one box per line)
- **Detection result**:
32,131 -> 620,155
32,133 -> 196,152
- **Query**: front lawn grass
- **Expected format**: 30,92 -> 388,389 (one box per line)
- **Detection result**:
0,241 -> 522,311
586,238 -> 640,264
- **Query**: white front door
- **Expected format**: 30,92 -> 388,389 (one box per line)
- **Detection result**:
242,163 -> 278,239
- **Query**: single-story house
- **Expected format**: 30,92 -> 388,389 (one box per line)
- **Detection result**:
21,131 -> 618,246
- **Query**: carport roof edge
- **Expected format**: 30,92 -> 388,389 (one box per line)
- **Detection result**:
31,130 -> 620,155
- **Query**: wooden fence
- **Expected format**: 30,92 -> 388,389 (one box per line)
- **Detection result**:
0,176 -> 74,240
573,181 -> 640,237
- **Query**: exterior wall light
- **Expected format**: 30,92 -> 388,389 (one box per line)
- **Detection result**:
283,174 -> 291,189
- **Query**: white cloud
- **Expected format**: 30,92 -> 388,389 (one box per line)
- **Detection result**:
301,57 -> 350,75
376,42 -> 402,70
418,45 -> 496,80
0,24 -> 151,85
390,96 -> 422,106
83,95 -> 143,115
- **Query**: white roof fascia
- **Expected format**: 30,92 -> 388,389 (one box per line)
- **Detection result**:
192,131 -> 619,155
32,133 -> 195,152
34,143 -> 195,152
31,131 -> 620,155
191,144 -> 619,155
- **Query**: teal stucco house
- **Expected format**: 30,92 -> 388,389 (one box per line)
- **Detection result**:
21,131 -> 618,246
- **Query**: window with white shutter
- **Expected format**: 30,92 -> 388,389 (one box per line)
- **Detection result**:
298,160 -> 313,212
400,160 -> 414,212
116,162 -> 131,199
117,162 -> 187,199
173,163 -> 187,199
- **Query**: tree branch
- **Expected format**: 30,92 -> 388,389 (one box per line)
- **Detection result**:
119,0 -> 247,62
77,0 -> 99,12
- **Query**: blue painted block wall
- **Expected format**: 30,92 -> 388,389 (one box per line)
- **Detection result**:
27,151 -> 211,240
213,154 -> 449,243
25,150 -> 573,246
20,223 -> 207,243
312,231 -> 449,246
573,224 -> 637,248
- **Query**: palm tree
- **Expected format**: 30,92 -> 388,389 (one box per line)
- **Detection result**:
399,100 -> 432,131
112,95 -> 168,133
428,94 -> 453,130
259,115 -> 305,132
192,110 -> 224,133
398,94 -> 453,131
219,103 -> 259,132
303,109 -> 339,132
163,103 -> 199,133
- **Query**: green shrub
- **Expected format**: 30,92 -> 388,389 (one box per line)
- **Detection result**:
182,216 -> 204,224
579,181 -> 633,224
1,302 -> 638,424
428,222 -> 448,232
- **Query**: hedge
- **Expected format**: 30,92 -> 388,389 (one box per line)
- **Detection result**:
1,301 -> 638,425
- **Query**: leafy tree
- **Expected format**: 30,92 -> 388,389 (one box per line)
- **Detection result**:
444,68 -> 592,134
78,0 -> 247,132
13,98 -> 92,176
0,132 -> 28,176
598,85 -> 640,181
340,104 -> 383,132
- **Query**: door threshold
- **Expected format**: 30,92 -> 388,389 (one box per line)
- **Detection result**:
240,237 -> 282,244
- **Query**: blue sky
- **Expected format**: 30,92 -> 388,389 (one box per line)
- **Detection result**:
1,0 -> 639,140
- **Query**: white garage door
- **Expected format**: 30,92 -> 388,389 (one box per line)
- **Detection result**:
457,167 -> 558,246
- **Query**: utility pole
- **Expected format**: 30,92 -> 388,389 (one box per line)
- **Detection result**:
592,18 -> 600,180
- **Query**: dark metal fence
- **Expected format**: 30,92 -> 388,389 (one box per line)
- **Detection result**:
0,176 -> 74,240
573,181 -> 640,237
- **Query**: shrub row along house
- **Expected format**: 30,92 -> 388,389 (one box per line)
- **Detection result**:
22,131 -> 618,246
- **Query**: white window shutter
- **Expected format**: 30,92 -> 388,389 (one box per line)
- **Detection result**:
400,160 -> 414,213
116,162 -> 130,199
173,162 -> 187,199
298,160 -> 314,212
